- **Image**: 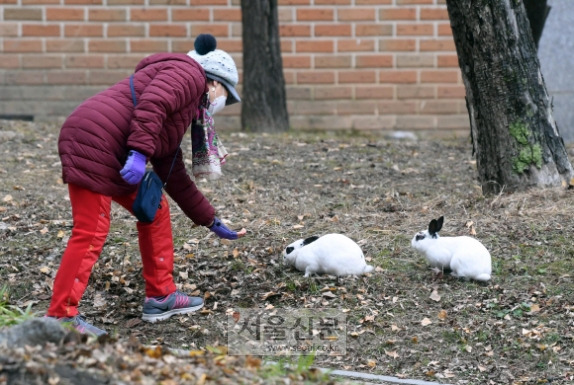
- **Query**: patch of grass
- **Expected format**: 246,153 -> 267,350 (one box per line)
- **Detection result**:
0,285 -> 38,327
261,351 -> 333,383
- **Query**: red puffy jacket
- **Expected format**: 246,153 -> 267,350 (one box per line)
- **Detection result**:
58,53 -> 215,226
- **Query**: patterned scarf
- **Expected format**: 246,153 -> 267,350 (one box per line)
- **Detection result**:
191,107 -> 228,180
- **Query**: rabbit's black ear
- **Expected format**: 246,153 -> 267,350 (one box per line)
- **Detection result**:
428,218 -> 442,236
436,216 -> 444,232
285,246 -> 295,255
302,236 -> 319,246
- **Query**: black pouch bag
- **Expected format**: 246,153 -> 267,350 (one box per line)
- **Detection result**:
132,170 -> 164,222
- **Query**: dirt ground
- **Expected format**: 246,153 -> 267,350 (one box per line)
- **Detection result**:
0,119 -> 573,384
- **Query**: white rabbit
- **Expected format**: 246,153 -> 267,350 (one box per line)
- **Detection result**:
410,216 -> 492,282
283,233 -> 374,277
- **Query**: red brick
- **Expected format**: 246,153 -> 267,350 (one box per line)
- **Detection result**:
339,70 -> 376,84
314,86 -> 352,100
379,8 -> 416,20
378,100 -> 417,114
108,0 -> 146,4
315,0 -> 349,4
0,55 -> 20,69
107,54 -> 144,69
190,0 -> 227,4
419,100 -> 461,114
89,9 -> 128,22
171,8 -> 210,21
65,55 -> 106,68
286,86 -> 312,100
22,55 -> 62,68
0,23 -> 19,37
130,39 -> 169,52
356,54 -> 392,68
4,8 -> 43,20
437,54 -> 459,68
337,8 -> 375,21
151,0 -> 185,4
6,71 -> 44,85
46,70 -> 87,84
355,24 -> 392,37
379,70 -> 417,84
420,7 -> 449,20
356,0 -> 391,3
3,39 -> 43,53
420,70 -> 459,83
420,39 -> 456,51
65,24 -> 103,37
397,85 -> 436,99
297,71 -> 335,84
283,70 -> 296,85
280,25 -> 312,37
396,115 -> 436,130
315,55 -> 352,69
21,24 -> 59,37
213,8 -> 241,21
130,8 -> 167,21
107,24 -> 145,37
314,24 -> 351,37
396,54 -> 435,68
0,0 -> 18,4
296,40 -> 334,53
89,70 -> 130,85
396,0 -> 433,4
337,39 -> 375,52
278,8 -> 294,22
437,85 -> 466,98
189,24 -> 229,38
64,0 -> 103,4
46,39 -> 85,52
282,55 -> 311,69
46,8 -> 85,21
216,40 -> 243,53
356,85 -> 393,99
397,23 -> 434,36
172,40 -> 198,54
337,100 -> 377,115
380,38 -> 416,52
296,9 -> 334,21
89,39 -> 127,53
438,23 -> 453,37
150,25 -> 187,37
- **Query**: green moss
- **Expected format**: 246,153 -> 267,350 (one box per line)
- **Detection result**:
509,121 -> 543,174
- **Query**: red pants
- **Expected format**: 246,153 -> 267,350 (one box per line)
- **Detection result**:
47,183 -> 177,317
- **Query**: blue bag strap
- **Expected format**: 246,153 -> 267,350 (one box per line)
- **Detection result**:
129,74 -> 137,107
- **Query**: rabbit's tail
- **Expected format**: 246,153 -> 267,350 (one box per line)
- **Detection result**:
363,265 -> 374,274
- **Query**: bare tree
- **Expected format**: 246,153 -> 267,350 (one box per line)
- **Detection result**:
240,0 -> 289,132
445,0 -> 573,194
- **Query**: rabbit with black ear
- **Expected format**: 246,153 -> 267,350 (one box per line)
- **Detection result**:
283,234 -> 374,277
411,216 -> 492,282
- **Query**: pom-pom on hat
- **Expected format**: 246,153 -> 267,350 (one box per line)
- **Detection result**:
187,34 -> 240,105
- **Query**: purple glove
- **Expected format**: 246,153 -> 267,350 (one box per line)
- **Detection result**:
120,150 -> 146,184
208,217 -> 238,240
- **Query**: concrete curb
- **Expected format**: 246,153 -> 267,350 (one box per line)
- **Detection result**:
318,366 -> 452,385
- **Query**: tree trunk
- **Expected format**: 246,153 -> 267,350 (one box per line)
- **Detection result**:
445,0 -> 573,195
240,0 -> 290,133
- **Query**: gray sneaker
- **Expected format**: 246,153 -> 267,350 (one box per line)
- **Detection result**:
52,315 -> 107,336
142,290 -> 204,323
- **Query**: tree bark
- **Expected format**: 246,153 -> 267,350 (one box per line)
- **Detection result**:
445,0 -> 573,195
240,0 -> 290,133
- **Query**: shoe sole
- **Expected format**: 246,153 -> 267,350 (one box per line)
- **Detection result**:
141,302 -> 204,323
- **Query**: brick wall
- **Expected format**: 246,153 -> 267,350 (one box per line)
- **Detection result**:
0,0 -> 469,134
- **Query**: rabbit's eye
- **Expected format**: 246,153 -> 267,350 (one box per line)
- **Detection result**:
416,234 -> 425,241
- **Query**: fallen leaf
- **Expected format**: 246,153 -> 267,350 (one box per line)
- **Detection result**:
438,309 -> 448,320
385,350 -> 399,358
429,290 -> 441,302
421,318 -> 432,326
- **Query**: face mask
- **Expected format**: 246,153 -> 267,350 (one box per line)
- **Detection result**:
208,95 -> 227,115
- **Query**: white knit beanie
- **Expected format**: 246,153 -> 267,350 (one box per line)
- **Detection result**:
187,34 -> 240,105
